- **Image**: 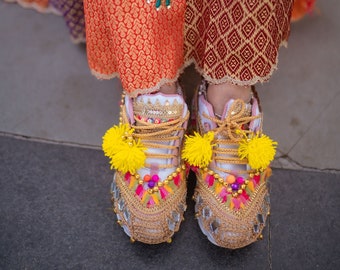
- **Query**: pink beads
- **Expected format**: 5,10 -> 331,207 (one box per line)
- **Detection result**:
206,174 -> 215,187
236,177 -> 245,184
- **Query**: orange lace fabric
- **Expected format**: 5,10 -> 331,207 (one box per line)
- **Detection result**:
184,0 -> 293,85
83,0 -> 186,97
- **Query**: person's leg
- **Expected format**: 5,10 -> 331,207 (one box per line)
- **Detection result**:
84,0 -> 185,96
183,0 -> 293,248
84,0 -> 189,244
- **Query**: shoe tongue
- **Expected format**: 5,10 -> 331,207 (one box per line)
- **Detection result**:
212,99 -> 252,178
133,93 -> 184,124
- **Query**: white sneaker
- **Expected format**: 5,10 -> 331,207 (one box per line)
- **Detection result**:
104,90 -> 189,244
183,80 -> 276,249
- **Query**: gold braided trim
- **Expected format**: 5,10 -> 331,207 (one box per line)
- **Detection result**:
113,170 -> 187,244
194,177 -> 269,249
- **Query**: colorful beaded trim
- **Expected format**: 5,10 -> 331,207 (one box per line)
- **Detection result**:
123,164 -> 188,208
194,167 -> 272,210
136,114 -> 173,124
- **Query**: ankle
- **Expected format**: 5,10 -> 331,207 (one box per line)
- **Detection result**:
207,82 -> 252,115
159,82 -> 177,95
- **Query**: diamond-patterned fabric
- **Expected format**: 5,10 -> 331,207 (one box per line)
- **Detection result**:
184,0 -> 293,85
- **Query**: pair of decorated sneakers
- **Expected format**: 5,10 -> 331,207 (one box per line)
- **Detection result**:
103,80 -> 277,248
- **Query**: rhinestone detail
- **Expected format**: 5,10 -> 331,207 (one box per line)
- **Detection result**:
202,206 -> 212,219
210,220 -> 220,234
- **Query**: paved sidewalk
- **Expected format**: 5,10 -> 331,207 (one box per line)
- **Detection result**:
0,1 -> 339,172
1,136 -> 340,270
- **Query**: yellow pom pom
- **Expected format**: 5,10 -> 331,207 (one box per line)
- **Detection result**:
102,124 -> 132,158
182,131 -> 215,168
102,124 -> 146,174
238,133 -> 278,170
109,139 -> 146,174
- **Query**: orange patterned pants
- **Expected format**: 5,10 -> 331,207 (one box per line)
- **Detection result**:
84,0 -> 186,96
